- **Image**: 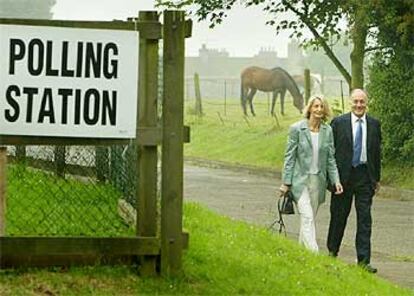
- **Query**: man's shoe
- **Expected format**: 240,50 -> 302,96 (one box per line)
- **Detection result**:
358,263 -> 378,273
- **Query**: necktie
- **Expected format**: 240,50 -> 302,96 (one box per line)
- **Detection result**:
352,119 -> 363,167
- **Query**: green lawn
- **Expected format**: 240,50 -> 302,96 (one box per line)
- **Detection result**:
2,166 -> 411,295
185,97 -> 414,189
1,201 -> 411,295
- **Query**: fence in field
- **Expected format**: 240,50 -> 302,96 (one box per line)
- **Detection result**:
184,75 -> 348,105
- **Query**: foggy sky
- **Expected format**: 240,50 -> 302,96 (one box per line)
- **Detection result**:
52,0 -> 293,57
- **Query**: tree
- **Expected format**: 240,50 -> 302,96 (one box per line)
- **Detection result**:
367,0 -> 414,165
156,0 -> 402,90
0,0 -> 56,19
305,35 -> 351,77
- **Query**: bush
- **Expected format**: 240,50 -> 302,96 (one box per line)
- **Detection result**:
368,54 -> 414,166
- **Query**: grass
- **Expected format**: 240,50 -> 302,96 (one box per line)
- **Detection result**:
6,164 -> 134,237
1,201 -> 411,295
185,97 -> 414,190
381,164 -> 414,190
185,98 -> 300,169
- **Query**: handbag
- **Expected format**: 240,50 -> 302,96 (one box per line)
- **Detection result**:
278,190 -> 295,215
268,190 -> 295,235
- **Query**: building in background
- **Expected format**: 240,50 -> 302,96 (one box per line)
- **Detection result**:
185,41 -> 308,101
185,40 -> 347,101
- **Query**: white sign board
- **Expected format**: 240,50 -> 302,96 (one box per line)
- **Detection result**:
0,24 -> 138,138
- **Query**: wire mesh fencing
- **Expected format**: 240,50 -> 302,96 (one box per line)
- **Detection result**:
5,143 -> 138,237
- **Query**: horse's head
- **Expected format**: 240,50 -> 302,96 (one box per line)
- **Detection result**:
294,93 -> 304,114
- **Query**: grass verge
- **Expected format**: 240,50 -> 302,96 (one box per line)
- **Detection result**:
1,202 -> 411,295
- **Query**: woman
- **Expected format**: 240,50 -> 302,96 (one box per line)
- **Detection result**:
280,96 -> 343,252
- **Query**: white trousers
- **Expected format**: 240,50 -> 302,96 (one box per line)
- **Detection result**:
297,175 -> 320,252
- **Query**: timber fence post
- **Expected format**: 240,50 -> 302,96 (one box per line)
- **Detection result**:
161,10 -> 187,276
304,68 -> 311,104
136,11 -> 160,276
0,147 -> 6,236
194,72 -> 203,117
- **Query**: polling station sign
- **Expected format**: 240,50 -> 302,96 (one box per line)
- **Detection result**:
0,24 -> 138,138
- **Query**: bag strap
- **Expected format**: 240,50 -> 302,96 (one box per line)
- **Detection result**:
277,196 -> 287,235
267,195 -> 287,236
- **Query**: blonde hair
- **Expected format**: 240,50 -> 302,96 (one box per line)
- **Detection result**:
303,95 -> 332,122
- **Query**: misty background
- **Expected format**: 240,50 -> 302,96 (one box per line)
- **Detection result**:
1,0 -> 351,99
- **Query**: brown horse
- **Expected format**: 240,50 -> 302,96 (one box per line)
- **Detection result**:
240,66 -> 304,116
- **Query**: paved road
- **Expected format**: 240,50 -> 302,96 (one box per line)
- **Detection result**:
184,164 -> 414,290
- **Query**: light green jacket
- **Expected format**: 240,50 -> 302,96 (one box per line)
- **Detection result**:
282,119 -> 339,205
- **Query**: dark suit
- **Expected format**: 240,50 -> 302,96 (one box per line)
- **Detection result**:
327,112 -> 381,264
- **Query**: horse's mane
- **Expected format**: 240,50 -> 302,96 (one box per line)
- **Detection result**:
270,67 -> 302,95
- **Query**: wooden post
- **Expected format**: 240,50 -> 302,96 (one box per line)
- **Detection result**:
0,147 -> 7,236
95,146 -> 109,182
136,11 -> 160,276
224,80 -> 227,116
15,145 -> 26,162
304,68 -> 311,104
161,10 -> 186,276
54,146 -> 66,178
194,72 -> 203,117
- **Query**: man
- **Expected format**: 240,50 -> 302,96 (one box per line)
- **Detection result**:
327,89 -> 381,273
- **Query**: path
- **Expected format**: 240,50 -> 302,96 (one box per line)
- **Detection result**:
184,163 -> 414,290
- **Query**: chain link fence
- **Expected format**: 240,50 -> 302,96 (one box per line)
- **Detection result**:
5,143 -> 138,237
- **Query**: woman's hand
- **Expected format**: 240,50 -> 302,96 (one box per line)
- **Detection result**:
334,182 -> 343,195
279,184 -> 290,196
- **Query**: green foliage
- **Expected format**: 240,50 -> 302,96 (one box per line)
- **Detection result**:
370,0 -> 414,51
1,202 -> 411,295
382,164 -> 414,190
368,57 -> 414,166
330,98 -> 345,116
157,0 -> 346,47
305,35 -> 352,77
367,0 -> 414,166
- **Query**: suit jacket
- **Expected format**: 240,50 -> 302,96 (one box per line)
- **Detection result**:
282,119 -> 339,205
331,112 -> 381,185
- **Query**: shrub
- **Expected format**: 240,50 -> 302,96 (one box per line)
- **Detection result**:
368,54 -> 414,166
